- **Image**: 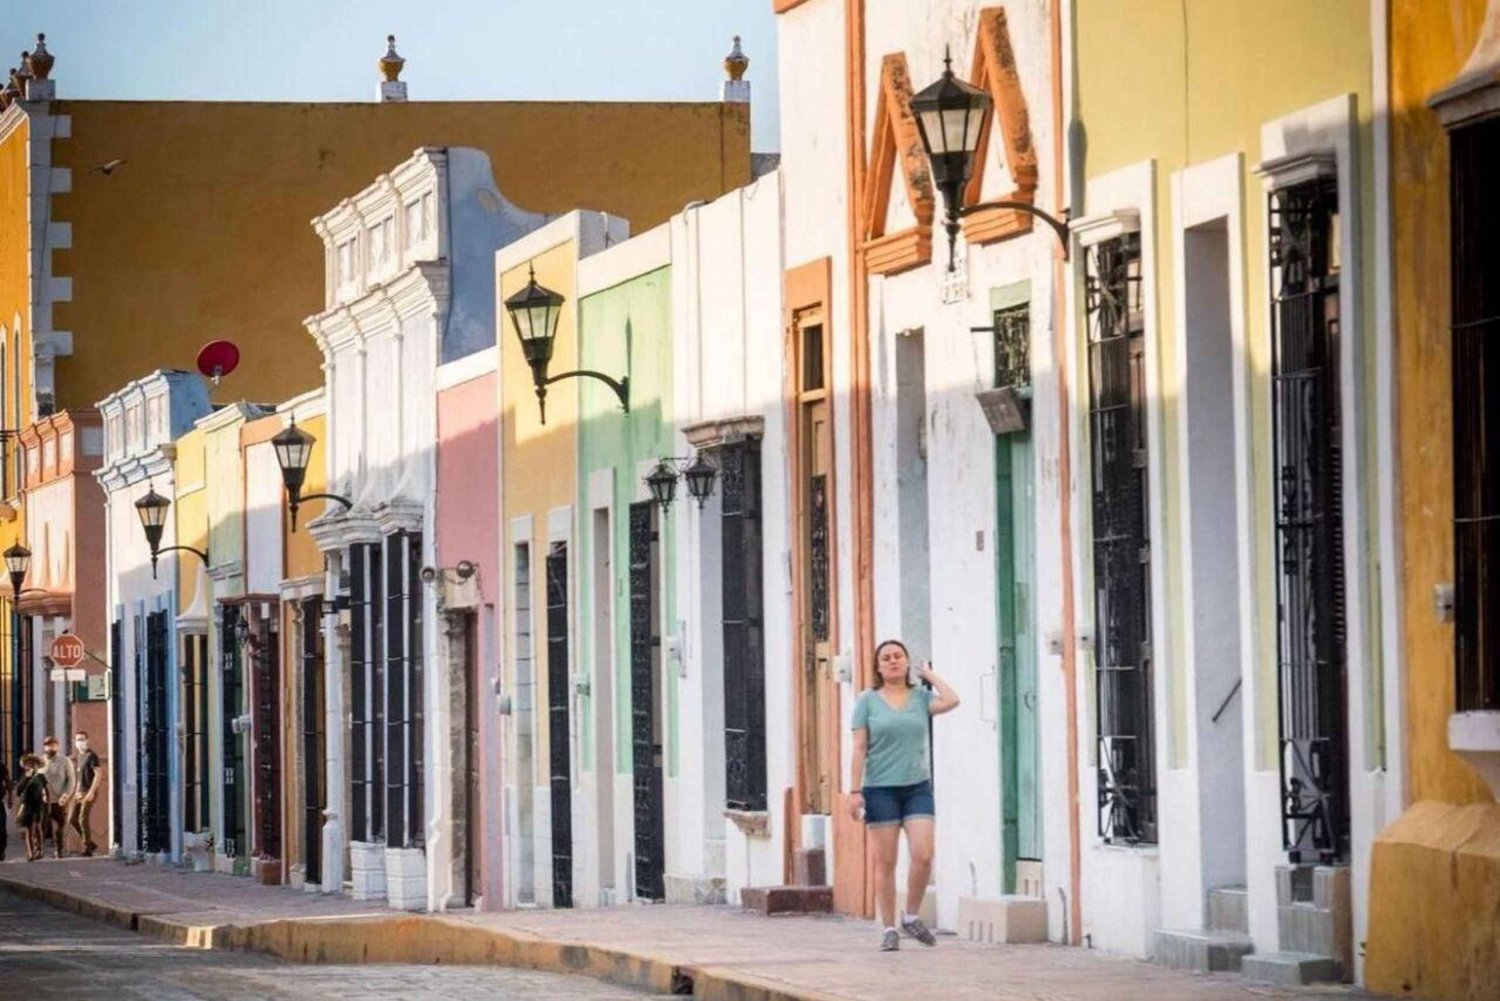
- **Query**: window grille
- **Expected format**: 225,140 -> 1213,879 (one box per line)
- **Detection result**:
1084,231 -> 1157,845
1451,117 -> 1500,713
1269,176 -> 1349,863
722,439 -> 768,812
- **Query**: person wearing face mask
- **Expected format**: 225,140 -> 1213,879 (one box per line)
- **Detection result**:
39,736 -> 76,859
68,731 -> 103,856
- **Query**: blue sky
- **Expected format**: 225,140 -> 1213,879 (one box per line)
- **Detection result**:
4,0 -> 781,149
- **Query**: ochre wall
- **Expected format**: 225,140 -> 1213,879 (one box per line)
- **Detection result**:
1364,6 -> 1500,1000
0,113 -> 32,769
47,100 -> 750,412
1388,0 -> 1491,808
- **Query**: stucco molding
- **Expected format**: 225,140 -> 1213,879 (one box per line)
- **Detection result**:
961,6 -> 1039,247
308,509 -> 381,554
1253,151 -> 1336,190
860,52 -> 935,277
1428,0 -> 1500,129
375,498 -> 424,537
682,414 -> 765,450
1070,208 -> 1141,249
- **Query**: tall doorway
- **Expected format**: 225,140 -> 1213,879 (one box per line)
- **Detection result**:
139,610 -> 171,855
219,603 -> 248,859
461,610 -> 481,906
991,301 -> 1041,893
250,607 -> 282,870
545,542 -> 574,907
592,508 -> 617,902
629,502 -> 665,901
795,311 -> 837,817
1184,219 -> 1247,896
299,597 -> 326,887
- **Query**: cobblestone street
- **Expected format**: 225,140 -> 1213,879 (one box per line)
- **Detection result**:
0,886 -> 670,1001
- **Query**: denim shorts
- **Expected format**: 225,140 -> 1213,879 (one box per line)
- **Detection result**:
862,779 -> 935,828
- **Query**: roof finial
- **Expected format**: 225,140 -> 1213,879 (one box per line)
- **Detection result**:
27,33 -> 53,81
380,34 -> 405,82
724,35 -> 749,82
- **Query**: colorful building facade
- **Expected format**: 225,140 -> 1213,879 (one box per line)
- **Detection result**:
1365,3 -> 1500,998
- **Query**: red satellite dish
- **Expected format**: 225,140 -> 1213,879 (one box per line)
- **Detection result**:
197,340 -> 241,386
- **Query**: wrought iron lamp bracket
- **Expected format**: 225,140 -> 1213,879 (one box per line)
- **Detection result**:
531,369 -> 629,425
148,544 -> 209,580
956,200 -> 1072,261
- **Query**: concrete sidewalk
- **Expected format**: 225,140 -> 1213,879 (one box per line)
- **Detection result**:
0,857 -> 1382,1001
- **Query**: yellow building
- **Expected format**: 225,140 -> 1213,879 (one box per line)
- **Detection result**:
496,212 -> 625,907
1364,3 -> 1500,999
1071,0 -> 1389,981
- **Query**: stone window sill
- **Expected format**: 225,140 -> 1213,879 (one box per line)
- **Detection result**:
724,809 -> 770,839
1449,711 -> 1500,799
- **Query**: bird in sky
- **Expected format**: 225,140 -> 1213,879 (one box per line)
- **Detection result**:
91,159 -> 126,175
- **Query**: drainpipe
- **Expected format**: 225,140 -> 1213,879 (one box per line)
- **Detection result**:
1052,0 -> 1084,947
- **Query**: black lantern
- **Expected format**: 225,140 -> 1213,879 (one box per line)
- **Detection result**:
133,486 -> 208,579
504,264 -> 629,425
683,455 -> 717,507
645,454 -> 718,513
911,48 -> 1071,265
4,541 -> 30,597
270,417 -> 351,531
911,48 -> 991,272
134,487 -> 170,554
646,461 -> 679,510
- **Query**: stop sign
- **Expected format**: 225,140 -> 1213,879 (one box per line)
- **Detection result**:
50,632 -> 86,669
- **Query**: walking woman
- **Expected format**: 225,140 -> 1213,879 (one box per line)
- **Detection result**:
849,638 -> 960,951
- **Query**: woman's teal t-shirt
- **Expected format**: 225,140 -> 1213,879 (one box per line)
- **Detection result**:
851,686 -> 932,788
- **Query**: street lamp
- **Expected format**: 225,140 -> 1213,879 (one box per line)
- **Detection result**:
134,487 -> 209,579
4,542 -> 30,598
912,48 -> 1071,269
645,454 -> 718,512
271,418 -> 351,531
504,265 -> 629,425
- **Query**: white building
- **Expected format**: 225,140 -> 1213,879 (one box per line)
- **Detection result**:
304,146 -> 547,910
95,369 -> 212,860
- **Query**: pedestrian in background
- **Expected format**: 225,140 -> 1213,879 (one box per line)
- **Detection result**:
39,736 -> 75,859
68,732 -> 103,857
848,638 -> 961,951
15,754 -> 48,862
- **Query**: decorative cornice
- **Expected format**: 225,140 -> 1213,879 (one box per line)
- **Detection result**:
860,52 -> 934,277
682,414 -> 765,450
1429,0 -> 1500,129
1071,208 -> 1141,249
375,497 -> 424,536
1254,150 -> 1336,189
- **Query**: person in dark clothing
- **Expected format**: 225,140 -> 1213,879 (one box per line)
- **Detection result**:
68,732 -> 103,856
15,754 -> 48,862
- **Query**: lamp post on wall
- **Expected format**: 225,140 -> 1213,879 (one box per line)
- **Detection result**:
134,488 -> 209,579
911,49 -> 1072,270
504,265 -> 629,425
645,454 -> 718,513
270,419 -> 352,532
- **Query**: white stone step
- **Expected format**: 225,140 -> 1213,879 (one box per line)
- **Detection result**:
1151,928 -> 1254,972
957,895 -> 1048,944
1241,951 -> 1344,986
1207,885 -> 1248,933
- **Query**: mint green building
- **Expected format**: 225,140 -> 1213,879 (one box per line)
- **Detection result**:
574,225 -> 676,906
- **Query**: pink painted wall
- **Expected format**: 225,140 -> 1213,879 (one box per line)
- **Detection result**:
435,368 -> 502,907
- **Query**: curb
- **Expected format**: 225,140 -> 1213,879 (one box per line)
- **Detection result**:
0,871 -> 846,1001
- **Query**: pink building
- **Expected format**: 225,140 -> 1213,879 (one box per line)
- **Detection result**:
433,347 -> 502,908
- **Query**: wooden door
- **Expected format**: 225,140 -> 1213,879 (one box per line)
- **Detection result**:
797,314 -> 836,816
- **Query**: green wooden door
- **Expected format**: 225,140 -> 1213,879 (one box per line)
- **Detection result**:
997,430 -> 1039,893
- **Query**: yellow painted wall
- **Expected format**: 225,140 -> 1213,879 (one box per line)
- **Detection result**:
174,424 -> 209,616
1364,4 -> 1500,999
1074,0 -> 1376,769
47,99 -> 750,412
0,112 -> 33,766
283,411 -> 327,583
499,241 -> 580,786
